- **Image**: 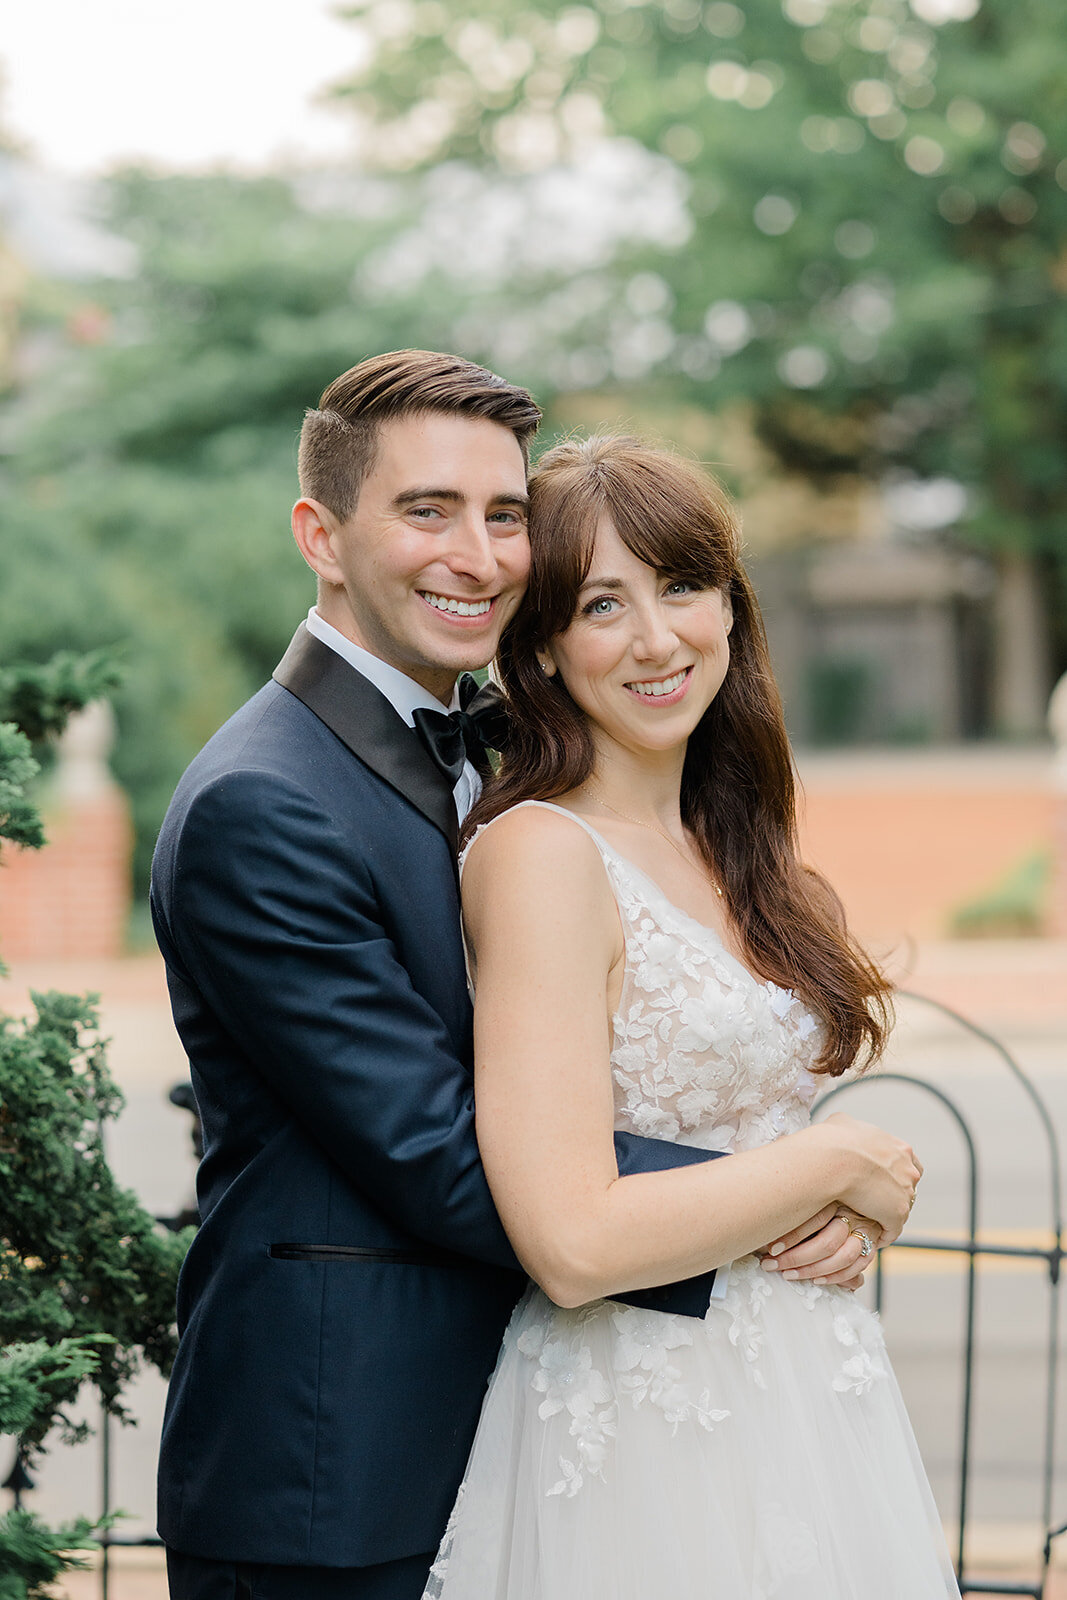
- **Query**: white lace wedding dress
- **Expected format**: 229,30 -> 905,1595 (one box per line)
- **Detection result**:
424,802 -> 960,1599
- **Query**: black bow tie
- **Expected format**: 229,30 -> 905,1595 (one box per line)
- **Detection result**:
412,674 -> 510,789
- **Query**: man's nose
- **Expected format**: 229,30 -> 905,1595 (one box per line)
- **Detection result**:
444,515 -> 498,585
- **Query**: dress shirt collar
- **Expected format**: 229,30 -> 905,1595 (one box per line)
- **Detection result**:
304,608 -> 480,820
305,607 -> 459,723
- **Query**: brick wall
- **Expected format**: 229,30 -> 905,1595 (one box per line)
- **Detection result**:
0,703 -> 133,960
0,788 -> 132,960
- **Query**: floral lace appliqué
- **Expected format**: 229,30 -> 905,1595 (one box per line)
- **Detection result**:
831,1303 -> 889,1397
516,1315 -> 618,1497
752,1501 -> 821,1596
611,1307 -> 730,1433
597,851 -> 823,1160
706,1258 -> 774,1389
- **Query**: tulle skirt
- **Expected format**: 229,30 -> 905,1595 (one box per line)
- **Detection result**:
423,1258 -> 959,1599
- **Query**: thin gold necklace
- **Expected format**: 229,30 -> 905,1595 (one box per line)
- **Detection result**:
584,786 -> 723,898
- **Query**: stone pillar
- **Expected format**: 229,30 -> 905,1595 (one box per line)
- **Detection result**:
1049,672 -> 1067,937
0,701 -> 132,960
994,549 -> 1049,738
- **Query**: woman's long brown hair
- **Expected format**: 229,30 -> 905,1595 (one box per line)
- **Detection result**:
465,434 -> 892,1077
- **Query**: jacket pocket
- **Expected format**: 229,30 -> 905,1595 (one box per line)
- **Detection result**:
268,1242 -> 468,1267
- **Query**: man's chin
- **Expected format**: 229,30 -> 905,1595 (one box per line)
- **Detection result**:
420,630 -> 505,676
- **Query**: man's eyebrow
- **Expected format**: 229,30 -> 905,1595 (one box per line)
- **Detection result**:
391,488 -> 530,512
392,487 -> 463,508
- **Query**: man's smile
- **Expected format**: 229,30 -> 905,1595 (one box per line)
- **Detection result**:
418,591 -> 497,620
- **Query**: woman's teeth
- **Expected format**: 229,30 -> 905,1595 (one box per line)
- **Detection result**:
421,593 -> 492,616
626,669 -> 689,697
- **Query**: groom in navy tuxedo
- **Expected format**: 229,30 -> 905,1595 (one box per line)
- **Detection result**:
151,350 -> 731,1600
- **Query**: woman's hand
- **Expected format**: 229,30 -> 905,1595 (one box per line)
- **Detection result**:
759,1205 -> 883,1289
817,1113 -> 921,1244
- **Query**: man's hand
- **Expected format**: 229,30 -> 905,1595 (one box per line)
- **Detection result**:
759,1205 -> 883,1290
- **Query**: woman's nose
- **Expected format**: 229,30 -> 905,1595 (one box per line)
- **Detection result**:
630,603 -> 679,661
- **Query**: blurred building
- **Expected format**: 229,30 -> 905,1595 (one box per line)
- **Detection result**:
753,539 -> 995,746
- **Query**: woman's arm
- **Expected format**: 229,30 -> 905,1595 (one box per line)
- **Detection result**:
464,807 -> 919,1309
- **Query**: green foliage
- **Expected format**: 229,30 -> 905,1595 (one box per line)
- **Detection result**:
0,651 -> 124,745
336,0 -> 1067,668
0,1339 -> 109,1444
0,726 -> 43,854
949,847 -> 1051,937
0,990 -> 193,1446
0,657 -> 188,1596
0,1509 -> 104,1600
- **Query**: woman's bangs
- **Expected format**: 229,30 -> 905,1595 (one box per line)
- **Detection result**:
598,451 -> 736,590
529,479 -> 603,633
611,503 -> 732,592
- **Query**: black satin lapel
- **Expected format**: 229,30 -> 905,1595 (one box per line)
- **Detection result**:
273,625 -> 458,850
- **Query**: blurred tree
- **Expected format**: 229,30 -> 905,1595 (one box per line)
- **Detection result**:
334,0 -> 1067,733
2,170 -> 484,889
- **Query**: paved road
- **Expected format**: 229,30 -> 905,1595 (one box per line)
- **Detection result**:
5,956 -> 1067,1593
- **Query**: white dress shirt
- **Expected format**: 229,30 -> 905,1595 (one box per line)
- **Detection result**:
304,608 -> 480,821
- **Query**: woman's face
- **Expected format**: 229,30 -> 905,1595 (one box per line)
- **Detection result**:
544,515 -> 733,760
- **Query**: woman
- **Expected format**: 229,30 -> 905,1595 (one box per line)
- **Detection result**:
424,437 -> 958,1598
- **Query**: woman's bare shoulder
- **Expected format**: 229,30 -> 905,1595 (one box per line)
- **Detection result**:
462,803 -> 611,910
462,802 -> 621,973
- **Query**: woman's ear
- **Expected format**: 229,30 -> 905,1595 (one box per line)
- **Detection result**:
536,652 -> 558,678
721,589 -> 734,635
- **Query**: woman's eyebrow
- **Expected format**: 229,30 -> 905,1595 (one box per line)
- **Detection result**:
578,574 -> 626,593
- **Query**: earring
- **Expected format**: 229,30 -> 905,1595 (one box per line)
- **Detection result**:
538,657 -> 556,677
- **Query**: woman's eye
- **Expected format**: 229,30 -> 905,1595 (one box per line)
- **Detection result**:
665,579 -> 697,595
584,596 -> 618,616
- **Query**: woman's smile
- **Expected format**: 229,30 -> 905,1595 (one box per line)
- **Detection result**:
622,666 -> 693,704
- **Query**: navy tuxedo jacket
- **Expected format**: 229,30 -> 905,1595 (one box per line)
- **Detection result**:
150,625 -> 721,1569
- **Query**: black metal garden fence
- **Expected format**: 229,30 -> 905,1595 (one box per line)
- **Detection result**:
5,989 -> 1066,1599
816,990 -> 1066,1598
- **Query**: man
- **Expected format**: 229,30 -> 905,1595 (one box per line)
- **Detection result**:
151,351 -> 739,1600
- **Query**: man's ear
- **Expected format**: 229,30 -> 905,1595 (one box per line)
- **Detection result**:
292,498 -> 344,585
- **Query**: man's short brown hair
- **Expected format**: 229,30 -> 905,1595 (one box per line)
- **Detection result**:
298,349 -> 543,521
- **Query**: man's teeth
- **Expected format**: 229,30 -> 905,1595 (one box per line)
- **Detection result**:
422,593 -> 492,616
627,669 -> 689,697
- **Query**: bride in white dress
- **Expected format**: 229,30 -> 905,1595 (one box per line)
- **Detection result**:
424,436 -> 959,1599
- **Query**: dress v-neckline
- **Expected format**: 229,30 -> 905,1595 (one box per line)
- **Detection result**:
521,800 -> 788,1006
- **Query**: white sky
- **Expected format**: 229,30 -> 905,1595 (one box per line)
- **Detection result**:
3,1 -> 369,175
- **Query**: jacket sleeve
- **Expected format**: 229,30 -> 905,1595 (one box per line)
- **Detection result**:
160,767 -> 722,1299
